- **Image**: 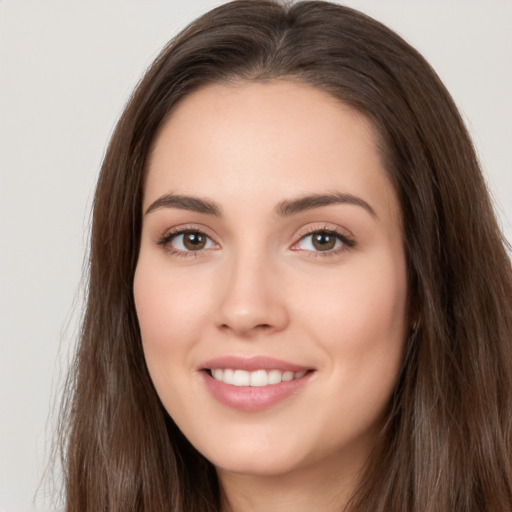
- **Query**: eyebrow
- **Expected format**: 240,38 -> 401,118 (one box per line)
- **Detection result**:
145,191 -> 376,218
145,193 -> 222,216
275,192 -> 377,218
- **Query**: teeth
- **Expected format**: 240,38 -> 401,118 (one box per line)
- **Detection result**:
223,368 -> 234,385
282,370 -> 294,382
212,369 -> 223,381
233,369 -> 250,386
268,369 -> 282,385
250,369 -> 268,387
210,368 -> 308,386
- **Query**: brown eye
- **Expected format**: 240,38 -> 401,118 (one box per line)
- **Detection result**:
311,232 -> 336,251
182,231 -> 207,250
166,230 -> 216,252
294,229 -> 350,253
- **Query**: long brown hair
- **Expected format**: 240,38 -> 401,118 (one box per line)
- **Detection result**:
58,1 -> 512,510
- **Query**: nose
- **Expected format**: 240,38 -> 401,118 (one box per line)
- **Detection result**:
215,251 -> 289,337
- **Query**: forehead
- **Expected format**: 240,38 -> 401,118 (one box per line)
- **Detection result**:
145,80 -> 400,227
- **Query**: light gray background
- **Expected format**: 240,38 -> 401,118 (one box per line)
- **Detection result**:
1,1 -> 510,511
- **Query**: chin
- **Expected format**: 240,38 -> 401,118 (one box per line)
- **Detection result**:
193,433 -> 306,477
212,453 -> 304,478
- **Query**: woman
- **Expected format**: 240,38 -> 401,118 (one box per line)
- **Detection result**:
58,1 -> 512,510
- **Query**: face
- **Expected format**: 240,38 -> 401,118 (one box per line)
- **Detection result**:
134,81 -> 408,483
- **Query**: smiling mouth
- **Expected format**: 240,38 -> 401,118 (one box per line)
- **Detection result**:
201,359 -> 314,410
207,368 -> 310,386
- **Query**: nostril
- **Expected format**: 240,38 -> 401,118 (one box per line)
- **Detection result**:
219,322 -> 272,334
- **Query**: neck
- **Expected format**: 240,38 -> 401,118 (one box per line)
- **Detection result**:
218,452 -> 364,512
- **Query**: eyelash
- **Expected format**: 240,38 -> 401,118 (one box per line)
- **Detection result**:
157,225 -> 355,258
157,226 -> 217,259
291,226 -> 355,258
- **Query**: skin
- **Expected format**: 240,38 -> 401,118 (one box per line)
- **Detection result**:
134,80 -> 409,512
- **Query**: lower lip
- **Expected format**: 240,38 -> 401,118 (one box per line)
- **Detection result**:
201,371 -> 313,411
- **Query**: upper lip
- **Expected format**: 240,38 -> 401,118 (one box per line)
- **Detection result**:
200,356 -> 312,372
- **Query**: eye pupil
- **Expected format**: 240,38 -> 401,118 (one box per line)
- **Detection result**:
312,232 -> 336,251
183,231 -> 206,250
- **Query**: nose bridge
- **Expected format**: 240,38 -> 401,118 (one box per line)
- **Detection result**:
216,242 -> 288,336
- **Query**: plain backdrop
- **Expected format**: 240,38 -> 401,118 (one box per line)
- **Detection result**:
0,1 -> 510,511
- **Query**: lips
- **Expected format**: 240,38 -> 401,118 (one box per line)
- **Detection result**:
199,356 -> 314,411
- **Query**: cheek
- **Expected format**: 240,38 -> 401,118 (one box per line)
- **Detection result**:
132,257 -> 215,404
134,258 -> 211,347
133,260 -> 210,423
306,246 -> 407,335
295,251 -> 408,389
293,257 -> 407,444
